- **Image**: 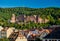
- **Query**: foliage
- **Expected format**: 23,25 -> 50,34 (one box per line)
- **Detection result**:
0,7 -> 60,29
0,38 -> 9,41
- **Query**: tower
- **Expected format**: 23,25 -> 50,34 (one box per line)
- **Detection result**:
10,14 -> 16,23
36,15 -> 39,23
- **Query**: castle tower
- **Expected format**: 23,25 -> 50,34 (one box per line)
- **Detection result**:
34,15 -> 37,23
34,15 -> 39,23
36,15 -> 39,23
10,14 -> 16,23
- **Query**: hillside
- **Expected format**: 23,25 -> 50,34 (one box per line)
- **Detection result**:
0,7 -> 60,28
0,7 -> 60,20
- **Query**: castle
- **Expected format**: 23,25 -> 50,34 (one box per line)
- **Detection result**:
10,14 -> 49,23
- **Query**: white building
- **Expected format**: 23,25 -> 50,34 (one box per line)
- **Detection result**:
1,27 -> 15,38
15,31 -> 27,41
0,26 -> 3,38
6,27 -> 15,38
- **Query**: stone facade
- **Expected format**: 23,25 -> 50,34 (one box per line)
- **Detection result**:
0,27 -> 14,38
10,14 -> 49,23
10,14 -> 16,23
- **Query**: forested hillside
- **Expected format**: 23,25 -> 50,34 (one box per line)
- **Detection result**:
0,7 -> 60,18
0,7 -> 60,29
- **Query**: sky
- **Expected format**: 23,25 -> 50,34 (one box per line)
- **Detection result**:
0,0 -> 60,8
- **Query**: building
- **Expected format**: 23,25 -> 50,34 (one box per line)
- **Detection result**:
27,29 -> 40,41
15,31 -> 27,41
6,27 -> 15,38
39,29 -> 52,39
16,14 -> 25,22
10,14 -> 49,23
42,26 -> 60,41
8,31 -> 19,41
9,30 -> 27,41
10,14 -> 16,23
25,15 -> 36,23
0,27 -> 14,38
0,26 -> 3,38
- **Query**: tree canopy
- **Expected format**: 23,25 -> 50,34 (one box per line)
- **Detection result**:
0,7 -> 60,29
